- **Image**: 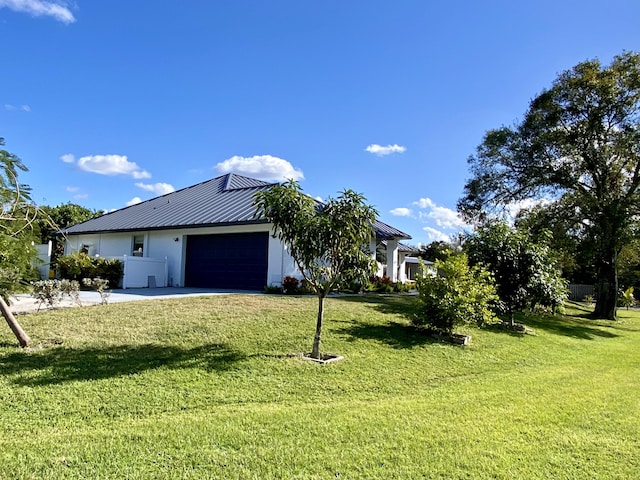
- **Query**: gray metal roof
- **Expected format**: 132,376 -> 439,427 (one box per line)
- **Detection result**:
63,173 -> 412,241
379,240 -> 419,253
63,174 -> 272,234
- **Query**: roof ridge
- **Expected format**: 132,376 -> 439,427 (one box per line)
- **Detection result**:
223,173 -> 234,191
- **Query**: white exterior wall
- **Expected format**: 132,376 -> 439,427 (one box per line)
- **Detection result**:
66,224 -> 297,288
386,239 -> 399,282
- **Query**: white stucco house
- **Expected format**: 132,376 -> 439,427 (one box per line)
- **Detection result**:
62,174 -> 413,290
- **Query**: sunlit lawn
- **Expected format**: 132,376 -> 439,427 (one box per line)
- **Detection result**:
1,294 -> 638,479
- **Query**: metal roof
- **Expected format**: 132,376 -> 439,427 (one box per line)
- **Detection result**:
379,240 -> 419,253
63,173 -> 412,241
374,221 -> 412,241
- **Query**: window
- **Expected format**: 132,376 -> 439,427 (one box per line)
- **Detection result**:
133,235 -> 144,256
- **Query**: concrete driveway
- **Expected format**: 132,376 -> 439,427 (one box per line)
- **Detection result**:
9,287 -> 261,314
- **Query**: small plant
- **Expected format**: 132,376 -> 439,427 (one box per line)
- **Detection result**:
620,286 -> 635,310
263,284 -> 283,294
366,275 -> 395,293
31,279 -> 81,311
583,294 -> 595,306
83,278 -> 111,305
282,276 -> 300,294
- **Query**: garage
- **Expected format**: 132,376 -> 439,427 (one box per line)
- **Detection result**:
185,232 -> 269,290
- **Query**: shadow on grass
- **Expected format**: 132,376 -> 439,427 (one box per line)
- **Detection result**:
513,309 -> 619,340
336,320 -> 437,349
333,294 -> 419,317
331,295 -> 438,349
0,342 -> 245,386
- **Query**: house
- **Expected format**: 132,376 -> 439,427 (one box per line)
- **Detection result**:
62,174 -> 412,290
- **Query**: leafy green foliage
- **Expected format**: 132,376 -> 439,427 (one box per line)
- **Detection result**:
620,286 -> 635,310
458,52 -> 640,320
0,137 -> 39,300
418,240 -> 454,262
465,222 -> 568,324
254,180 -> 378,358
35,202 -> 102,260
255,181 -> 378,296
413,255 -> 498,335
56,253 -> 123,289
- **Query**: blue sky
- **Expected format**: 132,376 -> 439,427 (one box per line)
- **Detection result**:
1,1 -> 639,246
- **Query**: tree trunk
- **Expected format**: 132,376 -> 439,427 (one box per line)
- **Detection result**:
594,236 -> 618,320
0,296 -> 31,347
310,294 -> 325,359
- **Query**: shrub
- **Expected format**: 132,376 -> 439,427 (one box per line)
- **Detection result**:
31,279 -> 80,310
95,258 -> 124,289
282,276 -> 300,294
56,254 -> 123,289
365,275 -> 395,293
299,279 -> 315,295
56,253 -> 95,280
413,255 -> 498,335
83,278 -> 111,305
264,284 -> 283,294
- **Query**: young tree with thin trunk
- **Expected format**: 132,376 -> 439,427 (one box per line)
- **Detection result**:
458,52 -> 640,320
0,136 -> 39,347
255,180 -> 377,359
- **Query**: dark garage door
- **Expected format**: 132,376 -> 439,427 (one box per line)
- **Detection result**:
185,232 -> 268,290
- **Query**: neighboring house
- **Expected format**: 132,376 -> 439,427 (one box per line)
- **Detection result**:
376,241 -> 430,282
62,174 -> 412,290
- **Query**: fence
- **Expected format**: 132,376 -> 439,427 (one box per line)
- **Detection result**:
34,241 -> 52,279
112,255 -> 168,289
568,284 -> 594,301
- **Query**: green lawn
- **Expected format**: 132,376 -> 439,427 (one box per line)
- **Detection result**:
1,295 -> 638,479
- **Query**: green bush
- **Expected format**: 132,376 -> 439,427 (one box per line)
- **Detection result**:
413,255 -> 498,335
56,254 -> 123,289
264,284 -> 283,294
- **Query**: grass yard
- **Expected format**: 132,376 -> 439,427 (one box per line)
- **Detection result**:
1,294 -> 639,479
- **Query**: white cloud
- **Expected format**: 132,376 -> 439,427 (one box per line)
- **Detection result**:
412,197 -> 435,209
77,154 -> 151,179
365,144 -> 407,156
413,197 -> 468,230
390,207 -> 412,217
215,155 -> 304,182
4,103 -> 31,112
65,186 -> 79,192
60,153 -> 75,164
73,193 -> 88,200
423,227 -> 451,243
428,205 -> 468,230
125,197 -> 142,207
135,182 -> 175,196
0,0 -> 75,23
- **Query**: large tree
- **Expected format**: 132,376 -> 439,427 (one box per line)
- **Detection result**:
36,202 -> 101,261
465,222 -> 567,326
458,52 -> 640,320
255,180 -> 377,359
0,137 -> 37,347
